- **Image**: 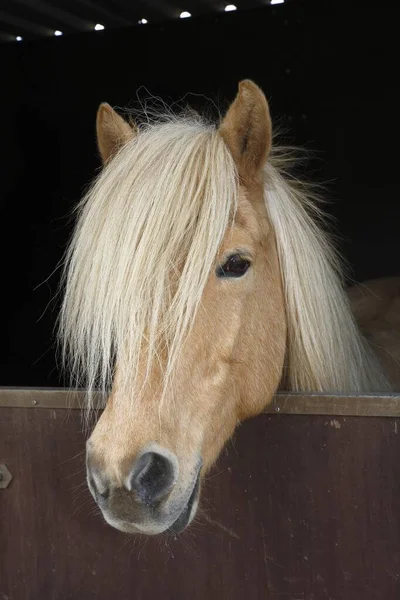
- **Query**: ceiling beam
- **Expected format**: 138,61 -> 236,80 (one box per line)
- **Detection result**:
111,0 -> 178,20
11,0 -> 92,30
67,0 -> 133,27
0,9 -> 52,36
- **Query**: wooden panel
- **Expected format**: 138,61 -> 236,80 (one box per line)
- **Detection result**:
1,387 -> 400,417
1,406 -> 400,599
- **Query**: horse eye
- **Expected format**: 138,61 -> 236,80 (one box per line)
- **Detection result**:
216,254 -> 251,278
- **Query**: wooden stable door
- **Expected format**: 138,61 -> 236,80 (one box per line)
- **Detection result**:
1,389 -> 400,600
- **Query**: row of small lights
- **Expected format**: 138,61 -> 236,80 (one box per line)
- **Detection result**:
15,0 -> 284,42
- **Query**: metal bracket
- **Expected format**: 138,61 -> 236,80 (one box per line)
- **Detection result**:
0,464 -> 13,489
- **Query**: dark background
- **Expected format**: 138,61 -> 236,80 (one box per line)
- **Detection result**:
0,0 -> 398,387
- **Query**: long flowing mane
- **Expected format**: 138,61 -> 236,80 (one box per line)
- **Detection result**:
59,116 -> 238,406
265,162 -> 389,392
59,113 -> 390,406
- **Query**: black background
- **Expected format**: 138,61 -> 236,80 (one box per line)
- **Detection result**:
0,0 -> 398,387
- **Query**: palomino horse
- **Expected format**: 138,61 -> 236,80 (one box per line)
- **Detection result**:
59,81 -> 400,536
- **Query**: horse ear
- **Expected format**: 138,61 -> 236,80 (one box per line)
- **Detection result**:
219,80 -> 272,181
96,103 -> 137,163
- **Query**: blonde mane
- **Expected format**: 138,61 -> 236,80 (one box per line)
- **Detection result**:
59,114 -> 390,408
59,117 -> 238,407
264,162 -> 389,392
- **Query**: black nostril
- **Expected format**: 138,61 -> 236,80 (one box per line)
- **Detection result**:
131,452 -> 175,506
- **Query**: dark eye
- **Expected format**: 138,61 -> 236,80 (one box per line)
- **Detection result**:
216,254 -> 251,278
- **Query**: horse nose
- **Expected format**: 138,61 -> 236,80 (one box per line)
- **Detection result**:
130,451 -> 177,506
87,445 -> 178,507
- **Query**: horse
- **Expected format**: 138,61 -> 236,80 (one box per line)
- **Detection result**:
59,80 -> 400,536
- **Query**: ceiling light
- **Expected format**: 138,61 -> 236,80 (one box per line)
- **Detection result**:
270,0 -> 284,4
138,18 -> 148,24
94,23 -> 105,31
16,36 -> 23,41
54,30 -> 63,36
225,4 -> 237,11
180,11 -> 191,18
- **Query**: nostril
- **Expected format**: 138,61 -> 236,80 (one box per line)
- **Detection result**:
131,451 -> 175,506
87,470 -> 109,502
98,487 -> 110,500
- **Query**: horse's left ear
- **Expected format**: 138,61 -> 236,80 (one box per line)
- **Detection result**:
96,103 -> 138,163
219,80 -> 272,181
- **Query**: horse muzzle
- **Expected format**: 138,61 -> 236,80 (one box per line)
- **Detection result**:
86,443 -> 202,535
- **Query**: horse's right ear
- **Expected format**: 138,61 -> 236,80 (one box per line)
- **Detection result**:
96,103 -> 137,163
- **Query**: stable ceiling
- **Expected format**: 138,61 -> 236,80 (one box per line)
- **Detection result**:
0,0 -> 288,42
